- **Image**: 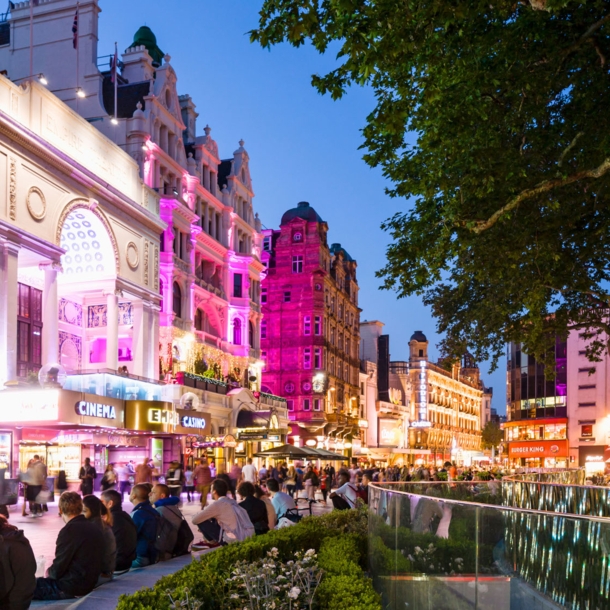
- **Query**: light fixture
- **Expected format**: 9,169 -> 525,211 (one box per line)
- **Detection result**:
76,87 -> 85,98
111,117 -> 119,125
38,74 -> 48,85
305,439 -> 317,447
141,145 -> 147,151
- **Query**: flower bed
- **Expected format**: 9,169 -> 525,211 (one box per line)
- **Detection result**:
116,508 -> 380,610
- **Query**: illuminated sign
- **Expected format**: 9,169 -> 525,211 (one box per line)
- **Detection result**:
148,408 -> 179,426
378,419 -> 401,447
508,440 -> 569,458
180,415 -> 206,429
585,455 -> 604,462
411,420 -> 432,428
75,401 -> 116,419
0,390 -> 59,422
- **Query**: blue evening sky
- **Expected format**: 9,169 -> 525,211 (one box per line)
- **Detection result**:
98,0 -> 506,412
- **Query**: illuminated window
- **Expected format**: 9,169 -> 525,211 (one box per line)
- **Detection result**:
194,308 -> 204,331
17,283 -> 42,377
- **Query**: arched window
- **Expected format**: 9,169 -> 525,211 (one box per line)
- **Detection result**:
233,318 -> 242,345
172,282 -> 182,318
194,308 -> 204,331
249,321 -> 255,348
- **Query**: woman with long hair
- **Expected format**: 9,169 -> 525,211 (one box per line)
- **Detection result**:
82,495 -> 116,584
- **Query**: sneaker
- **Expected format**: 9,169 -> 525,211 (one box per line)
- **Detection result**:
191,540 -> 220,551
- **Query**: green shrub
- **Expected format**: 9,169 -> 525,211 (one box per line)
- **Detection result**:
117,508 -> 375,610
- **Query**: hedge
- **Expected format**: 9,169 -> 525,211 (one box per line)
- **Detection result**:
116,507 -> 380,610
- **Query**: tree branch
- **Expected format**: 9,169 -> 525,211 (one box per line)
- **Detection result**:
470,157 -> 610,234
558,131 -> 584,167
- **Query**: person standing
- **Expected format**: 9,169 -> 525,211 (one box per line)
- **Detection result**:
241,458 -> 257,484
32,492 -> 104,601
101,464 -> 117,491
184,465 -> 195,502
100,489 -> 137,573
193,459 -> 212,507
229,462 -> 242,497
78,458 -> 96,496
284,466 -> 297,498
118,463 -> 132,499
258,462 -> 268,484
303,465 -> 319,502
134,458 -> 153,485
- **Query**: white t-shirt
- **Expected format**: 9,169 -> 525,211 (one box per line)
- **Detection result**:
242,464 -> 257,483
335,482 -> 358,507
348,468 -> 359,484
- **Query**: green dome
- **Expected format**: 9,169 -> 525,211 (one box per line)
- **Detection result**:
132,26 -> 164,67
280,201 -> 323,225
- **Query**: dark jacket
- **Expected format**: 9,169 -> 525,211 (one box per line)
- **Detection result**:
78,464 -> 96,495
109,506 -> 137,571
48,514 -> 104,597
0,527 -> 36,610
239,495 -> 269,535
131,501 -> 158,562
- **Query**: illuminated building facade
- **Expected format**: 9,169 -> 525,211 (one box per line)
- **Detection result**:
260,202 -> 361,447
0,0 -> 264,385
359,323 -> 483,465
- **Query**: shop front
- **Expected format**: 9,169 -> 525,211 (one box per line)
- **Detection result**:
508,439 -> 570,468
504,418 -> 569,468
124,400 -> 212,474
0,387 -> 125,481
578,445 -> 607,476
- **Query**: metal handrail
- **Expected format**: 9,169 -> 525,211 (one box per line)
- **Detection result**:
369,480 -> 610,523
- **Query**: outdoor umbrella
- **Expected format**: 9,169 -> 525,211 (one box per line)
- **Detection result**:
305,447 -> 345,460
254,444 -> 313,459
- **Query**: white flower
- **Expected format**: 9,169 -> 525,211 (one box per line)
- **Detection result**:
288,587 -> 301,599
414,546 -> 422,554
230,594 -> 240,599
305,549 -> 316,557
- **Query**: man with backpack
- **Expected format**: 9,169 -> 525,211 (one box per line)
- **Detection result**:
129,484 -> 159,567
149,484 -> 193,560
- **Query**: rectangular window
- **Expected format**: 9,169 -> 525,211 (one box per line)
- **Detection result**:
314,399 -> 322,411
330,328 -> 335,345
261,320 -> 267,340
314,316 -> 321,335
579,367 -> 596,373
304,348 -> 311,369
579,385 -> 596,389
292,255 -> 303,273
17,283 -> 43,378
263,236 -> 271,251
286,400 -> 294,411
303,316 -> 311,335
233,273 -> 243,298
360,382 -> 365,395
303,399 -> 311,411
579,402 -> 596,407
284,291 -> 291,302
261,351 -> 267,370
261,287 -> 267,304
314,348 -> 322,369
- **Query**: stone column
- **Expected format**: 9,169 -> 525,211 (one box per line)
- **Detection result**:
203,202 -> 209,235
105,290 -> 120,371
40,262 -> 61,366
131,299 -> 145,377
0,240 -> 19,384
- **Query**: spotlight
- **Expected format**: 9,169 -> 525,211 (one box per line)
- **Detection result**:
76,87 -> 85,98
38,74 -> 48,85
110,117 -> 119,125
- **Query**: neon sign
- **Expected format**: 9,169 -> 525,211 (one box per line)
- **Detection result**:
181,415 -> 206,429
148,408 -> 179,425
75,401 -> 116,419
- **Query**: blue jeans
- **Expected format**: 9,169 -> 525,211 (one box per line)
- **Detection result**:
33,578 -> 70,600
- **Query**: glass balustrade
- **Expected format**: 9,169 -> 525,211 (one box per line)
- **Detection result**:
369,481 -> 610,609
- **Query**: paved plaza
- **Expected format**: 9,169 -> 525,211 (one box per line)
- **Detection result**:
5,490 -> 332,609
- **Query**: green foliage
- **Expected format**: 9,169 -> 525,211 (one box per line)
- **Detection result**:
481,421 -> 503,450
117,508 -> 375,610
251,1 -> 610,369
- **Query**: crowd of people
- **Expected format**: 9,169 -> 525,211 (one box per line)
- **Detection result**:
0,455 -> 378,608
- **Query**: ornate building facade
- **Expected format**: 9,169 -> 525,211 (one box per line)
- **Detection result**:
260,202 -> 361,446
0,2 -> 265,387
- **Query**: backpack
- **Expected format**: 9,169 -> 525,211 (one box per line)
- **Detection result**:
173,518 -> 194,556
154,512 -> 177,554
354,484 -> 368,505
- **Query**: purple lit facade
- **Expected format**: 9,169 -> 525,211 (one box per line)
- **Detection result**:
260,202 -> 362,446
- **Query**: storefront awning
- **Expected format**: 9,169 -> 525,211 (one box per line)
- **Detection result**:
236,410 -> 271,428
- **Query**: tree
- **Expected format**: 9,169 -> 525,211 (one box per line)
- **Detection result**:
251,1 -> 610,369
481,421 -> 503,450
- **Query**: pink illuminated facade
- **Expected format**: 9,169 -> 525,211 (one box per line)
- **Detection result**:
261,202 -> 362,446
0,9 -> 265,383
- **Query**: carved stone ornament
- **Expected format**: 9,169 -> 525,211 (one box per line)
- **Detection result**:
144,242 -> 149,285
9,157 -> 16,221
126,242 -> 139,270
26,186 -> 46,221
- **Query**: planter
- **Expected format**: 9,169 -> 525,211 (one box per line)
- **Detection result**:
377,574 -> 511,610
